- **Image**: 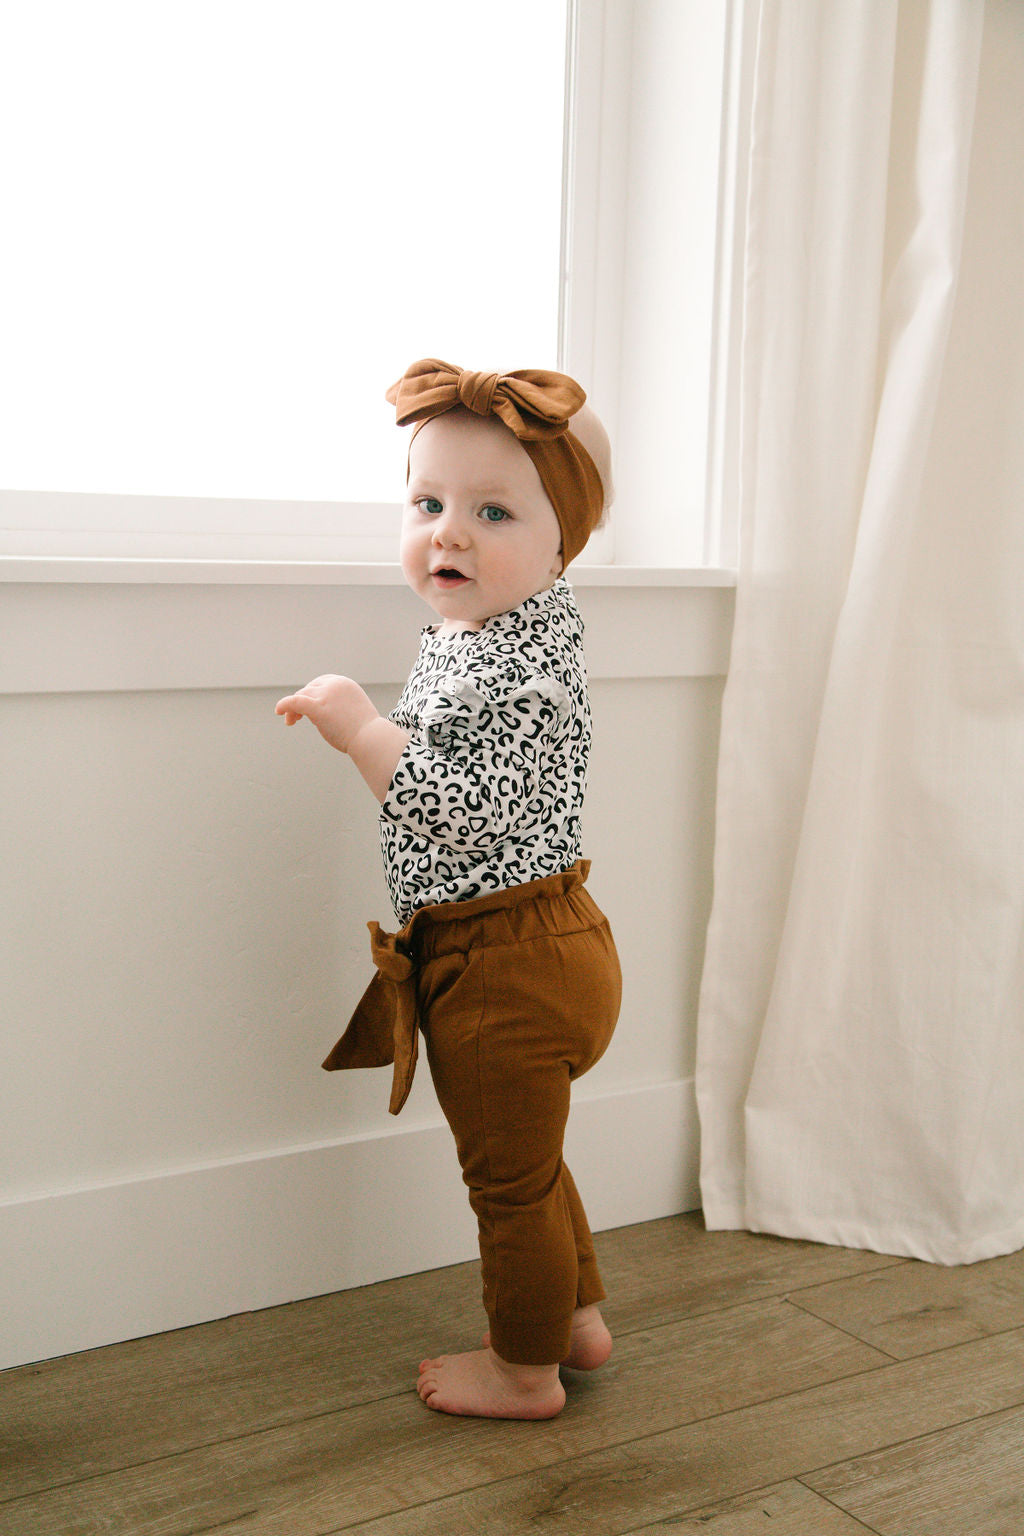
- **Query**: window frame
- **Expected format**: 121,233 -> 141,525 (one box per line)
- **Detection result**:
561,0 -> 754,571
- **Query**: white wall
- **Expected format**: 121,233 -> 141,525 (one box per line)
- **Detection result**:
0,569 -> 732,1368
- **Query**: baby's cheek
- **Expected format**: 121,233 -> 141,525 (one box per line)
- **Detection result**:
398,536 -> 424,587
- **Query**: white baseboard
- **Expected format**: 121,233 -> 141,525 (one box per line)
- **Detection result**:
0,1078 -> 699,1370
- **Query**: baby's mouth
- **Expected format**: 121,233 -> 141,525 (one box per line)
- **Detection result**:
432,568 -> 470,588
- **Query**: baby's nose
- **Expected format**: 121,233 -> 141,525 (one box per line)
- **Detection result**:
432,511 -> 470,548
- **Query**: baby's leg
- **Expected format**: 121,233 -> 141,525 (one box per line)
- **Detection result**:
419,987 -> 590,1412
418,901 -> 619,1418
415,1114 -> 573,1419
482,1167 -> 612,1370
549,1165 -> 613,1368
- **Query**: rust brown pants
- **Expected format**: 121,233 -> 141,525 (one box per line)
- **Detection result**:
324,861 -> 621,1364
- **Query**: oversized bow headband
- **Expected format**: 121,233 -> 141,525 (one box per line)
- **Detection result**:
386,358 -> 605,569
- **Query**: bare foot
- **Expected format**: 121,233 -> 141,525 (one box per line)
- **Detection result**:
417,1347 -> 566,1420
483,1304 -> 613,1372
561,1304 -> 613,1371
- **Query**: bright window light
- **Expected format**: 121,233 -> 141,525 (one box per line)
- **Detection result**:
0,1 -> 567,501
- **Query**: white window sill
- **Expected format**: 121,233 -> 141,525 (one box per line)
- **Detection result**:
1,563 -> 735,696
0,556 -> 735,588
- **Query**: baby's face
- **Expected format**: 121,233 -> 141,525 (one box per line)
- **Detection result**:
400,410 -> 563,634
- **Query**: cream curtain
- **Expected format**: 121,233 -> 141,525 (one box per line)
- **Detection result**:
696,0 -> 1024,1263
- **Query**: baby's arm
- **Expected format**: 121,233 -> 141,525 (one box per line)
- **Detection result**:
381,671 -> 569,851
275,675 -> 411,804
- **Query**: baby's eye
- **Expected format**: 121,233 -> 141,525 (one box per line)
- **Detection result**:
418,497 -> 444,515
480,505 -> 509,524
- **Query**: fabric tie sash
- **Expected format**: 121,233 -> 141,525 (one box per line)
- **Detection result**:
386,357 -> 605,569
321,922 -> 420,1115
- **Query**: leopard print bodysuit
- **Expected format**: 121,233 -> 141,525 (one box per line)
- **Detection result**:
380,576 -> 591,924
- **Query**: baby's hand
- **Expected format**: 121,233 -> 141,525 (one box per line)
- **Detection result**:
275,675 -> 379,755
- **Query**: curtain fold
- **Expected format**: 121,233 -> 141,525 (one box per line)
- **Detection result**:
696,0 -> 1024,1263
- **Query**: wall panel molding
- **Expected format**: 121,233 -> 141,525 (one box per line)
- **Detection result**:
0,574 -> 734,695
0,1077 -> 700,1370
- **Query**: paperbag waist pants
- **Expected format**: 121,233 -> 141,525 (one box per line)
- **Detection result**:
323,861 -> 621,1365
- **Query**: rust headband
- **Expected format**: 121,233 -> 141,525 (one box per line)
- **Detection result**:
386,357 -> 605,569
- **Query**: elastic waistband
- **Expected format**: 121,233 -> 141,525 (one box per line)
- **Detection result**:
401,860 -> 601,961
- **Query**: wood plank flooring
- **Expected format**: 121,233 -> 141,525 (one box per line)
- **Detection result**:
3,1212 -> 1024,1534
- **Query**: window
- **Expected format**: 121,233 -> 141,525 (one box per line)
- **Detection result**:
0,0 -> 566,557
1,0 -> 749,569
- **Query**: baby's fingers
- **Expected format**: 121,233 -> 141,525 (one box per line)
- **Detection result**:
275,694 -> 305,724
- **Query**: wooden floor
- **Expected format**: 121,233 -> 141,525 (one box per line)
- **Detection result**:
3,1212 -> 1024,1535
